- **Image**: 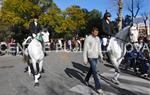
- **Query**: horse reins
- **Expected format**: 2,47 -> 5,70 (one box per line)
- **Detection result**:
113,36 -> 128,43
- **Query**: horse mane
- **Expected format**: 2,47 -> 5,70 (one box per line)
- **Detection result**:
108,26 -> 130,52
115,26 -> 130,41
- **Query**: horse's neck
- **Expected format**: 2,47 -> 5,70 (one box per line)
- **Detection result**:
32,39 -> 43,47
115,26 -> 129,41
108,37 -> 126,61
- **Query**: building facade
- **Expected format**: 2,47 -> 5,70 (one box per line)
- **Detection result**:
134,17 -> 149,37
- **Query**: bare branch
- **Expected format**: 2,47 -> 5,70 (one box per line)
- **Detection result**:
142,12 -> 148,20
141,12 -> 148,34
134,5 -> 140,17
134,0 -> 140,17
125,0 -> 143,19
128,7 -> 132,14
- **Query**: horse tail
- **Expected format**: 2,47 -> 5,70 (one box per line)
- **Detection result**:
23,54 -> 29,63
23,49 -> 29,63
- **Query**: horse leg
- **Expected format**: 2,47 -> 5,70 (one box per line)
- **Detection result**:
39,60 -> 43,74
34,60 -> 43,81
28,65 -> 31,76
111,72 -> 120,85
27,59 -> 31,76
32,59 -> 39,86
111,59 -> 120,85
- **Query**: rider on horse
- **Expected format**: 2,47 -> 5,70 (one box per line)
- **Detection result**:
100,11 -> 114,61
22,16 -> 49,56
29,16 -> 41,38
22,16 -> 41,47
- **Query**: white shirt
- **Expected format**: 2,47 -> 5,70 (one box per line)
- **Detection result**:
34,22 -> 37,26
83,35 -> 103,62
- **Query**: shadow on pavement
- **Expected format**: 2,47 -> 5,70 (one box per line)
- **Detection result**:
104,63 -> 114,69
64,67 -> 100,94
99,74 -> 149,95
72,61 -> 89,73
64,68 -> 85,83
104,63 -> 150,81
45,80 -> 82,95
0,65 -> 14,69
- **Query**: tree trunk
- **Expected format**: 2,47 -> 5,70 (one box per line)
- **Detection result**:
118,0 -> 123,32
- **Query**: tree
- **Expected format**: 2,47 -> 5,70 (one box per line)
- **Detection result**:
86,9 -> 102,35
117,0 -> 123,31
141,12 -> 148,35
126,0 -> 143,23
0,0 -> 53,42
61,5 -> 87,37
39,2 -> 63,32
113,0 -> 123,32
0,18 -> 12,42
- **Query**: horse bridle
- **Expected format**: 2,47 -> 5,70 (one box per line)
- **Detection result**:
113,28 -> 138,44
114,36 -> 128,43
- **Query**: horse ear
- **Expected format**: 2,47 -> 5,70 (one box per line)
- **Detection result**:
42,28 -> 48,32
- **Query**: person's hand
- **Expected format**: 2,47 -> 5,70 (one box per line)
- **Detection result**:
83,61 -> 88,65
99,57 -> 104,63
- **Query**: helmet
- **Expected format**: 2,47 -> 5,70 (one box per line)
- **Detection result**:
104,12 -> 111,19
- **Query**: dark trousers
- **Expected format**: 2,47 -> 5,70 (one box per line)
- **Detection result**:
85,58 -> 101,90
125,58 -> 137,72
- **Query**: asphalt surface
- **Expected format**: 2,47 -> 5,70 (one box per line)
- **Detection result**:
0,52 -> 150,95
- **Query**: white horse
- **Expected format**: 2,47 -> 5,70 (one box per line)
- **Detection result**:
106,25 -> 139,84
23,31 -> 49,86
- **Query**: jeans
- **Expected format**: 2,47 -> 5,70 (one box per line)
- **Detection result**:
85,58 -> 101,90
125,58 -> 137,72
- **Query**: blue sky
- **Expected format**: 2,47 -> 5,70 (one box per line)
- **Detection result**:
53,0 -> 149,20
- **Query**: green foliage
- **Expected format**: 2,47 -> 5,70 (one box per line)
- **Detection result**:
86,9 -> 102,34
0,0 -> 52,42
0,0 -> 103,41
63,5 -> 87,32
39,3 -> 63,33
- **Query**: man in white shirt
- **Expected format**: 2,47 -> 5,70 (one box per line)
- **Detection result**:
83,27 -> 103,94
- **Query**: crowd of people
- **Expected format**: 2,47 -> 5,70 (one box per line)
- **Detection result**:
123,36 -> 150,77
49,38 -> 84,51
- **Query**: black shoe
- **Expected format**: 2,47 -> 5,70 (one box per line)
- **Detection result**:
44,52 -> 47,56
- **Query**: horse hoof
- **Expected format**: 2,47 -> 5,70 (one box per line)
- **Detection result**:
41,68 -> 45,73
34,82 -> 39,86
38,75 -> 41,80
111,78 -> 119,85
24,67 -> 28,72
141,74 -> 148,78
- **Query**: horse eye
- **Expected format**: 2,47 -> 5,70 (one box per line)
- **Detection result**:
130,33 -> 133,36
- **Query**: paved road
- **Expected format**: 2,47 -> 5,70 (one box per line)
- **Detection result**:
0,52 -> 150,95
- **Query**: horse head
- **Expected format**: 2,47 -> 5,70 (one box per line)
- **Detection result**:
37,29 -> 49,43
129,24 -> 139,43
